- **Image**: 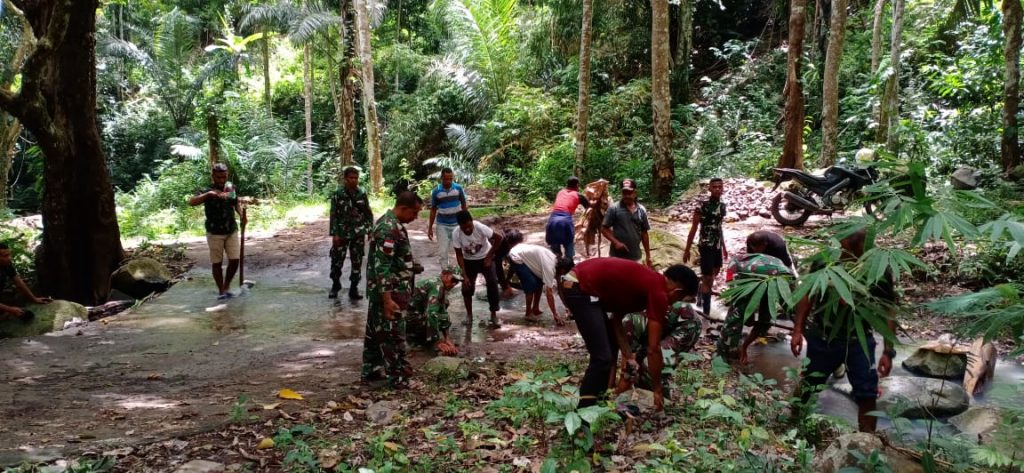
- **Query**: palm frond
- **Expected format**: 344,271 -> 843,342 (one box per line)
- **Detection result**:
288,9 -> 343,46
239,2 -> 295,34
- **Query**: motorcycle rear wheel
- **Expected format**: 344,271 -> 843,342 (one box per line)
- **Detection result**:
770,193 -> 813,226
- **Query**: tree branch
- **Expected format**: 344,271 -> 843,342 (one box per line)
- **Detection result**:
0,89 -> 23,120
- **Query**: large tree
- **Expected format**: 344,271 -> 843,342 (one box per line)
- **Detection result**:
875,0 -> 905,150
0,0 -> 124,305
1001,0 -> 1022,174
573,0 -> 594,176
870,0 -> 886,74
651,0 -> 674,202
0,1 -> 32,210
780,0 -> 808,170
353,0 -> 383,192
820,0 -> 849,166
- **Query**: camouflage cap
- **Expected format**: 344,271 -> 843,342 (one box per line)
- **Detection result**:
442,265 -> 463,281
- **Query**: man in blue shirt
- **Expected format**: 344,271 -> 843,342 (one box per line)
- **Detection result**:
427,168 -> 468,267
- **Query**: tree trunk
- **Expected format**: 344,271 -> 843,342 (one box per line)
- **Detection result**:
876,0 -> 904,150
780,0 -> 808,170
870,0 -> 886,74
353,0 -> 383,192
573,0 -> 594,177
207,111 -> 220,166
263,27 -> 272,117
0,0 -> 124,304
303,38 -> 314,195
0,6 -> 32,210
820,0 -> 848,167
671,0 -> 694,105
339,0 -> 357,168
1001,0 -> 1022,174
651,0 -> 674,202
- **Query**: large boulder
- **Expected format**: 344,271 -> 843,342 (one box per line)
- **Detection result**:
949,407 -> 1001,440
422,356 -> 469,380
648,230 -> 685,272
832,376 -> 969,418
950,166 -> 979,190
0,300 -> 88,338
902,348 -> 967,379
111,257 -> 172,299
813,433 -> 923,473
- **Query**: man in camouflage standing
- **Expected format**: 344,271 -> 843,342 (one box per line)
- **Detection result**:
362,191 -> 424,388
329,167 -> 375,300
406,266 -> 462,356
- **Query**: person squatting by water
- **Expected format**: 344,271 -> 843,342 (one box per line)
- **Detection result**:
556,257 -> 698,412
328,167 -> 374,300
361,191 -> 424,389
683,177 -> 727,315
188,162 -> 247,300
545,176 -> 590,261
405,266 -> 463,356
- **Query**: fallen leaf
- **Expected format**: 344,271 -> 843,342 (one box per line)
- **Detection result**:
277,389 -> 304,400
261,403 -> 280,410
146,373 -> 162,380
342,412 -> 354,422
256,438 -> 274,450
382,441 -> 400,452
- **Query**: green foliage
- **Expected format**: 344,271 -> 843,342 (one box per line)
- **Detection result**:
429,0 -> 520,104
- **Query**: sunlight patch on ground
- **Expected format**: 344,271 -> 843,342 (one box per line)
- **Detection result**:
285,203 -> 327,224
98,394 -> 184,410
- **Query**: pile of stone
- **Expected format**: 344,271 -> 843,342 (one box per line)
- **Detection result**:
669,178 -> 776,222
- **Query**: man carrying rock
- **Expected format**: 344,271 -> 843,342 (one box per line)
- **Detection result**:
504,230 -> 565,326
188,163 -> 247,300
362,191 -> 424,389
453,210 -> 504,328
427,168 -> 468,267
328,167 -> 374,300
545,176 -> 590,261
556,257 -> 697,411
791,230 -> 897,433
683,177 -> 728,315
406,266 -> 462,356
0,243 -> 51,319
601,179 -> 653,267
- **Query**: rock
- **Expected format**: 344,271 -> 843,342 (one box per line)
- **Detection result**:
648,230 -> 686,272
174,460 -> 225,473
736,210 -> 749,220
724,212 -> 740,223
813,433 -> 923,473
111,257 -> 172,299
949,407 -> 1000,439
902,348 -> 967,379
422,356 -> 469,379
615,388 -> 656,415
745,215 -> 767,226
832,376 -> 969,418
950,166 -> 979,190
366,400 -> 402,425
759,209 -> 772,219
0,300 -> 88,338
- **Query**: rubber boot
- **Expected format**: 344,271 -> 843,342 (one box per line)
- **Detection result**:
328,279 -> 341,299
701,292 -> 712,316
348,285 -> 363,300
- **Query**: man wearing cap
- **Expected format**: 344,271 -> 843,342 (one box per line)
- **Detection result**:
600,179 -> 653,267
406,267 -> 462,356
545,176 -> 590,261
188,163 -> 247,300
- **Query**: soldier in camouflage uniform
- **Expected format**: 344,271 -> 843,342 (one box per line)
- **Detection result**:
406,267 -> 462,356
362,191 -> 424,388
716,250 -> 794,363
329,167 -> 375,299
683,178 -> 728,315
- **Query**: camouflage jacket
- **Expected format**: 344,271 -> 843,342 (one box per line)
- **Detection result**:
625,301 -> 702,355
366,210 -> 415,306
697,199 -> 726,250
329,186 -> 373,237
409,276 -> 452,335
198,186 -> 238,235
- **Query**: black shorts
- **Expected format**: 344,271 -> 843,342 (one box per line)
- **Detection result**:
698,246 -> 723,276
803,332 -> 879,400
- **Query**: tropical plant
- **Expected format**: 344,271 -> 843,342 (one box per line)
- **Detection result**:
428,0 -> 520,104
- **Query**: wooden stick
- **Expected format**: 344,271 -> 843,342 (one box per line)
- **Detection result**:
239,206 -> 246,288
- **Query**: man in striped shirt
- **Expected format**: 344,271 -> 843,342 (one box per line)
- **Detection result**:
427,168 -> 468,267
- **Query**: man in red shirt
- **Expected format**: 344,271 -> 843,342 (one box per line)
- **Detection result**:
557,257 -> 695,411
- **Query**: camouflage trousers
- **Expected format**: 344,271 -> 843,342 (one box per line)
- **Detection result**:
632,318 -> 701,394
405,310 -> 447,347
330,236 -> 366,285
361,299 -> 409,387
715,303 -> 771,358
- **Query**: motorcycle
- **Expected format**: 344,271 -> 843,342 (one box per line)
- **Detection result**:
769,164 -> 879,226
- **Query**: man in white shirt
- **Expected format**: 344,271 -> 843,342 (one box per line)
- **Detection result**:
505,231 -> 565,326
453,210 -> 504,328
